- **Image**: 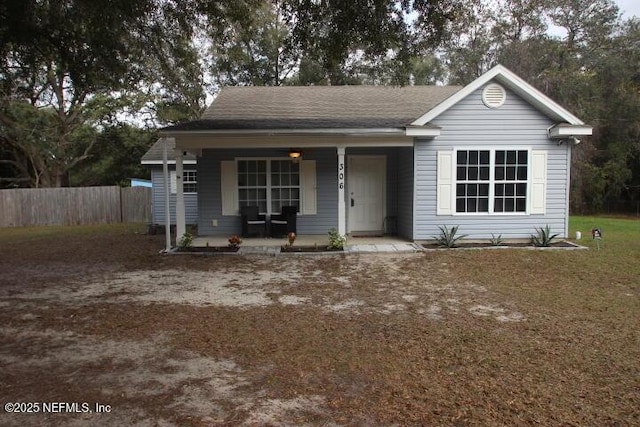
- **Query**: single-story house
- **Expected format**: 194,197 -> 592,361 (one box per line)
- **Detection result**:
141,65 -> 592,244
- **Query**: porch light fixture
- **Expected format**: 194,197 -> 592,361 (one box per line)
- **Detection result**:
288,149 -> 302,159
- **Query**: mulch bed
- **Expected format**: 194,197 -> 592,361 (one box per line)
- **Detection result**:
422,240 -> 579,249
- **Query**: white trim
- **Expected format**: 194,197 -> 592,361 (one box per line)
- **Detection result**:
565,144 -> 571,238
449,147 -> 535,216
220,161 -> 238,216
301,160 -> 317,215
169,170 -> 197,194
436,151 -> 454,215
404,127 -> 441,137
547,124 -> 593,138
175,151 -> 186,239
174,136 -> 414,150
161,128 -> 405,136
162,137 -> 171,251
530,150 -> 547,214
235,157 -> 305,216
337,146 -> 346,235
412,65 -> 586,126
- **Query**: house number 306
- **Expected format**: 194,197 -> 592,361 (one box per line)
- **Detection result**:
338,162 -> 345,189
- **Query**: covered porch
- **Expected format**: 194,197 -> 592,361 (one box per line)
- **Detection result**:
156,130 -> 432,250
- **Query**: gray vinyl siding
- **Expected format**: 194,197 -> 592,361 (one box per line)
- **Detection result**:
414,83 -> 570,240
396,147 -> 414,239
198,147 -> 338,236
150,167 -> 198,224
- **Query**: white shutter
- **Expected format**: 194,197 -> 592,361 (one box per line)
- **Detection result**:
437,151 -> 454,215
300,160 -> 317,215
221,161 -> 238,216
170,171 -> 177,194
530,150 -> 547,214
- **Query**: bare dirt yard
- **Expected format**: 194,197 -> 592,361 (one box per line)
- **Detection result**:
0,222 -> 638,426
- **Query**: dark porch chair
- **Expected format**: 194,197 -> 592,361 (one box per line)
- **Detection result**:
240,206 -> 266,237
270,206 -> 297,237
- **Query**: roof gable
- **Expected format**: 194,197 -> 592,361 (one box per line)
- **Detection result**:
411,65 -> 585,126
141,138 -> 197,164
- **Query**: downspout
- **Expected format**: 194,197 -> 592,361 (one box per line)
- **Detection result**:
565,142 -> 572,239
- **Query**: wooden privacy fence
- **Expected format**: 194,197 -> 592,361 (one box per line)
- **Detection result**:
0,186 -> 152,227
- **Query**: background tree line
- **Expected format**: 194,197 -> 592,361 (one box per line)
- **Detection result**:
1,0 -> 638,214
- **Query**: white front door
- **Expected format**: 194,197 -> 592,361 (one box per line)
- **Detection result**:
348,155 -> 386,234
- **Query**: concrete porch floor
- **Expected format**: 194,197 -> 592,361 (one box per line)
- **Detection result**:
191,235 -> 422,254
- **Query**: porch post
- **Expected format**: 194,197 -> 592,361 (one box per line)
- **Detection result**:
337,146 -> 346,235
175,142 -> 186,241
162,137 -> 171,251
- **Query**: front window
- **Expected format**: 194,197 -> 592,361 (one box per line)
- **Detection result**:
237,159 -> 300,214
456,150 -> 490,213
494,150 -> 527,213
455,149 -> 528,214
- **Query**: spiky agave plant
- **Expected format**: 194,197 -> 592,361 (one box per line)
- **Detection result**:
489,233 -> 504,246
530,225 -> 559,247
433,225 -> 467,248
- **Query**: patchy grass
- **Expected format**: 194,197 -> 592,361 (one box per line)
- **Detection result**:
0,218 -> 638,426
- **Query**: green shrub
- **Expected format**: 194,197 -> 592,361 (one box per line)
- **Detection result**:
530,225 -> 559,247
178,232 -> 193,249
433,225 -> 466,248
328,228 -> 347,250
489,233 -> 504,246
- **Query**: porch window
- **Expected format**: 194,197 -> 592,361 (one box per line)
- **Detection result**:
170,170 -> 197,194
183,170 -> 197,193
270,160 -> 300,213
455,149 -> 528,214
237,159 -> 300,214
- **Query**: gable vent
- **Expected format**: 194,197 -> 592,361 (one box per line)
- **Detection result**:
482,83 -> 506,108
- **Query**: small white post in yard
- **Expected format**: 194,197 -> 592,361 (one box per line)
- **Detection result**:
162,137 -> 172,252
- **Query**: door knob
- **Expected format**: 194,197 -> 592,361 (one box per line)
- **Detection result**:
350,198 -> 354,207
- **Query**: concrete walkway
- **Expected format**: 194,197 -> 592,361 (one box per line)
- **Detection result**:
191,235 -> 421,254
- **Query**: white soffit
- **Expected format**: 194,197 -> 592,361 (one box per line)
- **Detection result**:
548,124 -> 593,138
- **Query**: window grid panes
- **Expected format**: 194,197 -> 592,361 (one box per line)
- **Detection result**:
456,150 -> 490,213
270,160 -> 300,213
183,170 -> 197,193
454,149 -> 529,214
237,159 -> 300,214
238,160 -> 268,213
494,150 -> 527,213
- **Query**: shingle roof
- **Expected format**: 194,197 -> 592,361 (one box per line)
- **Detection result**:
141,138 -> 197,164
164,85 -> 462,131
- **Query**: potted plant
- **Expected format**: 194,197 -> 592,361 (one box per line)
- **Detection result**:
228,235 -> 242,250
